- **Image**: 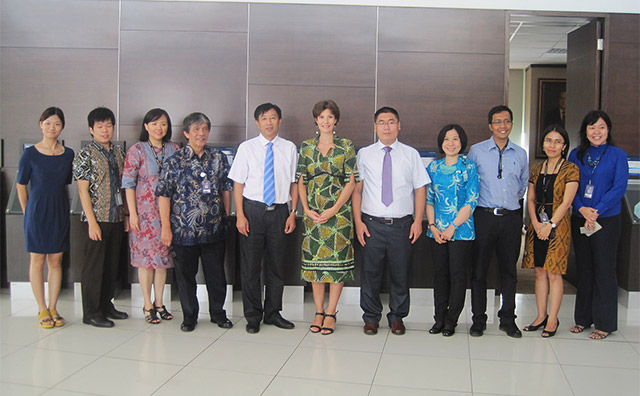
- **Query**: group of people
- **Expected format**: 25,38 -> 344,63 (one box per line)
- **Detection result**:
17,101 -> 628,341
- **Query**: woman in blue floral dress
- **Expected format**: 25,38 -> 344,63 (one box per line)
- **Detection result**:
425,124 -> 479,336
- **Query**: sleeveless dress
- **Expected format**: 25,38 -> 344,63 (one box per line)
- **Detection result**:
296,136 -> 359,283
122,141 -> 179,269
17,145 -> 74,253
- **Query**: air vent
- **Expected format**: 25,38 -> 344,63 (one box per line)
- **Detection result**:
546,48 -> 567,54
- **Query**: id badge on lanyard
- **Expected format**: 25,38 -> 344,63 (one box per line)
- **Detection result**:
584,183 -> 594,199
115,188 -> 123,206
201,172 -> 211,194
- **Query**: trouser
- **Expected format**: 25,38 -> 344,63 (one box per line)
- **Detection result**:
471,210 -> 522,325
81,221 -> 124,320
171,241 -> 227,325
430,238 -> 472,327
239,199 -> 288,324
571,214 -> 620,333
359,214 -> 413,325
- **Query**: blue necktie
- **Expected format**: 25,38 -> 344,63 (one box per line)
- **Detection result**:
263,142 -> 275,206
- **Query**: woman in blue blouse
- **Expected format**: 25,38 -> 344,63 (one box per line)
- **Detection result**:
568,110 -> 628,340
426,124 -> 479,336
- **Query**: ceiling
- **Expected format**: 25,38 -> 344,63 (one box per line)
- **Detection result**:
509,14 -> 593,69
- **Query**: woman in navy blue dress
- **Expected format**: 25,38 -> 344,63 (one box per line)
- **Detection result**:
17,107 -> 74,328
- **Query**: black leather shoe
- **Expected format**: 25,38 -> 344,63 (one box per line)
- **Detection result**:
264,315 -> 295,329
246,322 -> 260,334
499,323 -> 523,338
469,322 -> 485,337
442,326 -> 455,337
180,322 -> 196,332
211,317 -> 233,329
83,316 -> 114,328
105,307 -> 129,320
429,322 -> 444,334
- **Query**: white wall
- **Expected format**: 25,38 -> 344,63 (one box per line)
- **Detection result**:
508,69 -> 525,150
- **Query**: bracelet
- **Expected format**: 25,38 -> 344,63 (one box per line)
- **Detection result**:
428,223 -> 436,228
452,223 -> 459,230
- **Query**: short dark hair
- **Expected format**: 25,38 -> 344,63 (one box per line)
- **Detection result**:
437,124 -> 468,154
374,106 -> 400,122
39,107 -> 65,129
182,112 -> 211,133
576,110 -> 614,162
87,107 -> 115,129
540,124 -> 570,159
312,100 -> 340,124
139,108 -> 172,142
487,105 -> 513,124
254,103 -> 282,121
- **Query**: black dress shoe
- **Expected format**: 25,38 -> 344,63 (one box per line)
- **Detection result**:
264,315 -> 295,329
246,322 -> 260,334
469,322 -> 485,337
105,307 -> 129,320
83,316 -> 114,328
429,322 -> 444,334
442,326 -> 455,337
211,317 -> 233,329
499,323 -> 523,338
180,322 -> 196,332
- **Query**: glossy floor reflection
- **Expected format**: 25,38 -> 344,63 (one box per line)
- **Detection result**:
0,289 -> 638,396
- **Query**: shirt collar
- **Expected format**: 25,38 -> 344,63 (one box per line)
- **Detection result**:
375,139 -> 399,151
92,140 -> 114,153
258,134 -> 279,147
487,137 -> 513,152
185,144 -> 209,160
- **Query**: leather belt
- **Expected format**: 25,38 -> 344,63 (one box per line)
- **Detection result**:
244,198 -> 286,212
363,213 -> 413,225
477,206 -> 520,216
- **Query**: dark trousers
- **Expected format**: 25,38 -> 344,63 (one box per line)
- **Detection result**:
571,215 -> 620,333
360,214 -> 413,325
239,199 -> 288,324
430,238 -> 472,327
81,221 -> 124,320
171,241 -> 227,325
471,210 -> 522,325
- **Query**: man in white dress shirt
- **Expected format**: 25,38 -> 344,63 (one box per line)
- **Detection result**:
228,103 -> 299,334
352,107 -> 430,336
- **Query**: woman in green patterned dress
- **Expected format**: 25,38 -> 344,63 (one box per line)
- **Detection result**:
297,100 -> 358,335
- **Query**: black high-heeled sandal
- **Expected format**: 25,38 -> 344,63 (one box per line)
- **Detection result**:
321,312 -> 337,335
542,319 -> 559,338
154,304 -> 173,321
310,312 -> 324,333
143,307 -> 160,324
524,315 -> 548,331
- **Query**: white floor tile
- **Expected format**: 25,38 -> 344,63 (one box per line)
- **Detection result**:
469,333 -> 558,363
153,366 -> 273,396
630,342 -> 640,355
33,323 -> 139,355
107,331 -> 215,365
550,338 -> 640,369
54,356 -> 181,396
383,329 -> 470,359
189,339 -> 295,375
470,360 -> 573,395
0,347 -> 97,387
0,342 -> 24,358
299,323 -> 388,353
0,316 -> 64,346
563,365 -> 640,396
263,376 -> 370,396
279,346 -> 380,384
374,353 -> 472,392
370,385 -> 472,396
617,321 -> 640,343
0,382 -> 47,395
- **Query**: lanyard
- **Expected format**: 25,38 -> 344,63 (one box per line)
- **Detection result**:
93,141 -> 119,175
540,158 -> 562,207
147,141 -> 165,171
497,140 -> 508,179
586,145 -> 608,185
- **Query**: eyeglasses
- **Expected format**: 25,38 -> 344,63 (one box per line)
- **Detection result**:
491,120 -> 512,126
376,120 -> 398,127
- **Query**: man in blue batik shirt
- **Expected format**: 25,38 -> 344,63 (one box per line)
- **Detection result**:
467,105 -> 528,338
156,112 -> 233,332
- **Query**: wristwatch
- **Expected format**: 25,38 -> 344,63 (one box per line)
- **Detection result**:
549,221 -> 556,228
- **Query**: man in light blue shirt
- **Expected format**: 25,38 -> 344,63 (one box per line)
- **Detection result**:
467,105 -> 528,338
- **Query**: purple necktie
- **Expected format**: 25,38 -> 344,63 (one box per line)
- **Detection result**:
382,146 -> 393,206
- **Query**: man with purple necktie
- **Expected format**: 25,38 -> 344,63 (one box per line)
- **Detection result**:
352,107 -> 430,336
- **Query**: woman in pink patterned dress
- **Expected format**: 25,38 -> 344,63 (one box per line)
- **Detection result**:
122,109 -> 179,324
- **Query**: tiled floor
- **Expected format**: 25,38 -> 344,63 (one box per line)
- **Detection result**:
0,289 -> 638,396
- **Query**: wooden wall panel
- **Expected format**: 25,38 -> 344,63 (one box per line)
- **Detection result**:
0,48 -> 118,166
379,7 -> 506,54
247,85 -> 375,147
377,52 -> 505,149
119,30 -> 248,142
121,1 -> 248,32
0,0 -> 118,48
248,4 -> 377,87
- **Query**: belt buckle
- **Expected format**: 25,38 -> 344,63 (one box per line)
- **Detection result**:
493,208 -> 503,216
265,205 -> 276,211
383,217 -> 394,225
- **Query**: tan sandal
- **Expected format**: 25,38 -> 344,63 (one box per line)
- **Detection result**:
49,308 -> 65,327
38,310 -> 54,329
